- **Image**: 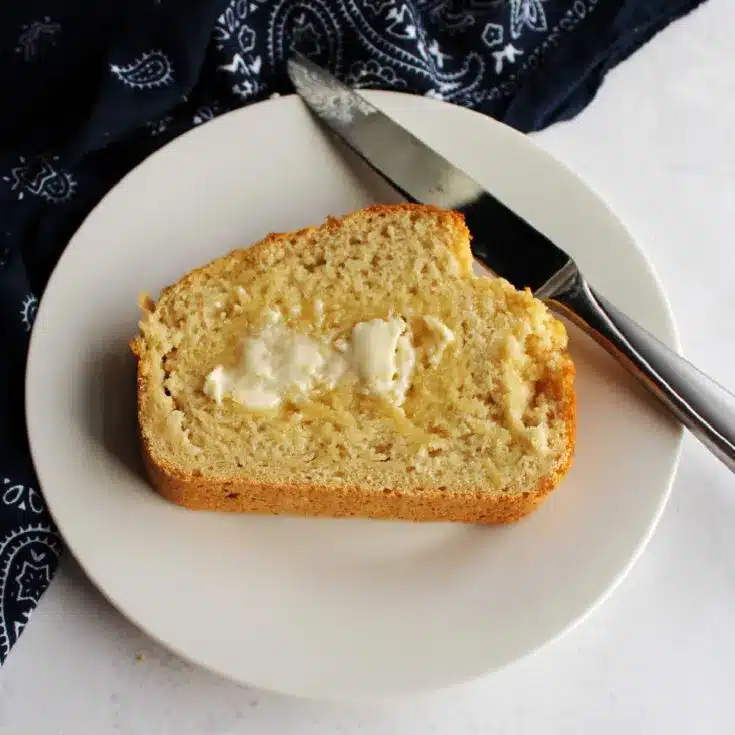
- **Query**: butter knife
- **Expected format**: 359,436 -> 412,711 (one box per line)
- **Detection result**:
287,52 -> 735,473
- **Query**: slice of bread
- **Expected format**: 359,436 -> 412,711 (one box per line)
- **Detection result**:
131,204 -> 575,524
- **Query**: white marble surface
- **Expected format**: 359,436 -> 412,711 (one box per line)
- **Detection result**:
2,2 -> 734,732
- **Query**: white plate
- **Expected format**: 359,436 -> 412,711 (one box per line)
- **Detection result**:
27,93 -> 682,700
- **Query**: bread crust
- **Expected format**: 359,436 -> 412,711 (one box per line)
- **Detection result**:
132,204 -> 576,525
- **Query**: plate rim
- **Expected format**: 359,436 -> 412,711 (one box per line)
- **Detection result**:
26,91 -> 683,700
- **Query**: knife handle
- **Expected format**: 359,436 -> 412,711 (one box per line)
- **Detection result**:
549,271 -> 735,472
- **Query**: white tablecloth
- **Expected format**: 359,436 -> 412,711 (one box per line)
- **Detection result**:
2,2 -> 733,732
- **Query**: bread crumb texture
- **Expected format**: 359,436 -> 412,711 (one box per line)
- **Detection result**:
131,204 -> 576,524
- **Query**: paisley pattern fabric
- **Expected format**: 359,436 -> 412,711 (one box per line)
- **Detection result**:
0,0 -> 706,663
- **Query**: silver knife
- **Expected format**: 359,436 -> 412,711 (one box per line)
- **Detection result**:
287,52 -> 735,473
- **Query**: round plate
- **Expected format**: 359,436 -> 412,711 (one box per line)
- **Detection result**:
27,93 -> 682,700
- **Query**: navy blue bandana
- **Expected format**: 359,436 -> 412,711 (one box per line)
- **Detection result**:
0,0 -> 705,663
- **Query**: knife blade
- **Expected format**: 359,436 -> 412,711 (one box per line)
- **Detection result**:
287,51 -> 569,294
286,51 -> 735,473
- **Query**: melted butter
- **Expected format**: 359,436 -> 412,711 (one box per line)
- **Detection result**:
500,335 -> 531,424
497,332 -> 550,456
204,311 -> 453,411
423,315 -> 455,366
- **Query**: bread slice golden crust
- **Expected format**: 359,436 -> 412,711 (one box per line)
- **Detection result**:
132,204 -> 576,524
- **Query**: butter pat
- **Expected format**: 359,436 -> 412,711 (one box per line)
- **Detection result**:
204,311 -> 347,411
351,318 -> 415,405
203,365 -> 228,405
